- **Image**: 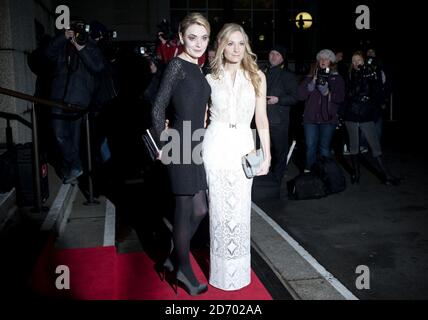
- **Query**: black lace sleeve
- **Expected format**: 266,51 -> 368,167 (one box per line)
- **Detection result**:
151,58 -> 185,147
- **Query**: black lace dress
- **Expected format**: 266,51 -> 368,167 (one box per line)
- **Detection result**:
151,57 -> 211,195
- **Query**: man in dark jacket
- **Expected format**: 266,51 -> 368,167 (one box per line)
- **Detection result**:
46,20 -> 104,184
264,45 -> 298,182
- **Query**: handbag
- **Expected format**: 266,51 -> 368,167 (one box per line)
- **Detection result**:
242,149 -> 264,179
142,129 -> 160,161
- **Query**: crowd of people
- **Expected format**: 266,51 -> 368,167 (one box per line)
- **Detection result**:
27,12 -> 400,297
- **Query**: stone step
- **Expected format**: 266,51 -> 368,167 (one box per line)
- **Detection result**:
0,188 -> 17,232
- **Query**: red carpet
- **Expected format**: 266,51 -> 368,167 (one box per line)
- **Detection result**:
31,237 -> 272,300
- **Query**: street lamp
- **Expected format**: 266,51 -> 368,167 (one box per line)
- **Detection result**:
289,11 -> 313,74
294,12 -> 313,29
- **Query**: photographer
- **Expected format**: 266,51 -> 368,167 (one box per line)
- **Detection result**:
298,49 -> 345,171
89,21 -> 120,166
156,32 -> 180,65
90,20 -> 119,110
359,48 -> 388,150
343,51 -> 398,185
45,18 -> 104,184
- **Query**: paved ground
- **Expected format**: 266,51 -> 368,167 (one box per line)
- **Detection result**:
256,137 -> 428,299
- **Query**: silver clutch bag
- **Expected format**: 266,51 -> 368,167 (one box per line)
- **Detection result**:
242,149 -> 264,179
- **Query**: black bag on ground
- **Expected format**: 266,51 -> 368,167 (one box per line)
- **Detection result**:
311,156 -> 346,194
288,172 -> 327,200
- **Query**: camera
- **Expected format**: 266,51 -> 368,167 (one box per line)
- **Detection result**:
135,44 -> 158,63
357,64 -> 377,80
70,21 -> 91,46
316,67 -> 330,86
366,57 -> 377,68
102,30 -> 118,41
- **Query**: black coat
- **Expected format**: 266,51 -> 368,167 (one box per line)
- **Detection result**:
344,67 -> 383,123
265,65 -> 298,125
45,33 -> 104,112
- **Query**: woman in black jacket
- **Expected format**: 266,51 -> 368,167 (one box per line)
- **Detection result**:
344,51 -> 398,185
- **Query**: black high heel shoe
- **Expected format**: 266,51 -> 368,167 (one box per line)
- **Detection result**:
172,269 -> 208,296
350,155 -> 360,184
164,257 -> 174,272
155,238 -> 175,281
156,257 -> 174,282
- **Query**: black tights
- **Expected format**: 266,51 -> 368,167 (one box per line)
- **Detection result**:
172,190 -> 208,285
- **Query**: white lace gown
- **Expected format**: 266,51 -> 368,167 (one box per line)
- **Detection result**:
202,69 -> 256,291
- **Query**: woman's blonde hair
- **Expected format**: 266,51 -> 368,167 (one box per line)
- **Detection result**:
179,12 -> 211,36
211,23 -> 262,96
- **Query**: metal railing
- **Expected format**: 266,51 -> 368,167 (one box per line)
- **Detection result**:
0,86 -> 98,212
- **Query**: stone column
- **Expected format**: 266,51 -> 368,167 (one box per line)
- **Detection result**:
0,0 -> 36,144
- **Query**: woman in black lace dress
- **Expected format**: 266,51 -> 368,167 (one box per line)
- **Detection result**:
151,13 -> 211,296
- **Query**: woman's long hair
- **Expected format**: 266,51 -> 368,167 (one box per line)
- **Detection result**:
210,23 -> 262,96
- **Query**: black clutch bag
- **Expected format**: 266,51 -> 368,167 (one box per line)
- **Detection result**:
142,129 -> 160,161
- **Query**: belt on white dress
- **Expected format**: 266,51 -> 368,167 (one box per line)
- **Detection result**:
209,121 -> 250,130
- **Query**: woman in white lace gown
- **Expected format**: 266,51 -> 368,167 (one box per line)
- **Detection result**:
202,23 -> 271,291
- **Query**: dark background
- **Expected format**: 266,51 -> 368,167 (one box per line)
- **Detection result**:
62,0 -> 423,149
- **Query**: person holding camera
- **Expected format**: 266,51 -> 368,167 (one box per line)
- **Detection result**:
358,48 -> 388,151
156,32 -> 180,65
343,51 -> 398,185
45,19 -> 104,184
298,49 -> 345,171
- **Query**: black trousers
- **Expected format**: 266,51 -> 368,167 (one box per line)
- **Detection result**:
269,114 -> 290,182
